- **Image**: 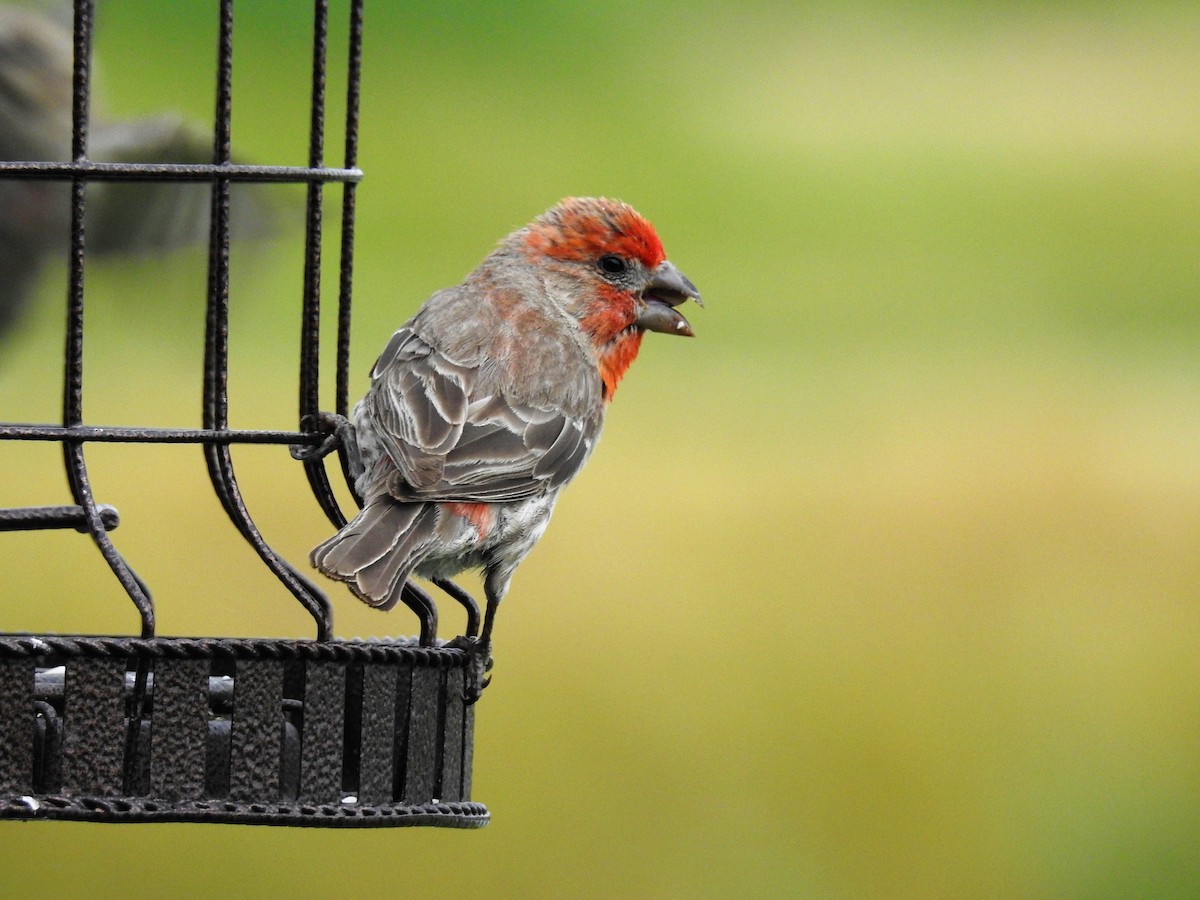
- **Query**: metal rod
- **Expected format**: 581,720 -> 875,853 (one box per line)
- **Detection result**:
335,0 -> 365,508
0,161 -> 362,183
201,0 -> 332,642
0,424 -> 322,444
61,0 -> 155,638
299,0 -> 350,530
0,505 -> 120,533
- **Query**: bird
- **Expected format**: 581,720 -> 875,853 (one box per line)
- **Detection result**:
0,2 -> 279,340
310,197 -> 701,697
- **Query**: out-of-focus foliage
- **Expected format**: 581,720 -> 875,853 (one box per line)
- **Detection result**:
1,2 -> 1198,897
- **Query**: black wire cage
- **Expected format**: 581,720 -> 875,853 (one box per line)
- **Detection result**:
0,0 -> 487,827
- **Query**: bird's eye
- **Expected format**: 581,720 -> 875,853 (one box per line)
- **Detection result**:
597,255 -> 628,276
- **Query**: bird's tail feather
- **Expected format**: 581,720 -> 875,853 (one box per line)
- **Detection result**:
310,497 -> 439,611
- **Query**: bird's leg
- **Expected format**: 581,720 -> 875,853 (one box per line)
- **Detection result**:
479,589 -> 499,648
449,572 -> 502,704
469,590 -> 500,702
400,580 -> 438,646
477,564 -> 504,653
431,577 -> 481,638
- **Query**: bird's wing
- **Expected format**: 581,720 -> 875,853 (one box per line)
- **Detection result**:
361,326 -> 599,504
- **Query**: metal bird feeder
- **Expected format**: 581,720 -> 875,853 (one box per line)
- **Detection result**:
0,0 -> 486,827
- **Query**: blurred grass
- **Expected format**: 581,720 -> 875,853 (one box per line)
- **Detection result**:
2,1 -> 1200,897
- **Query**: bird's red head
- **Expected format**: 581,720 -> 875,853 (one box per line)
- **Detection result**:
522,197 -> 666,271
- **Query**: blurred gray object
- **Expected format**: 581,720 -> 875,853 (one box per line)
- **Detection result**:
0,2 -> 279,338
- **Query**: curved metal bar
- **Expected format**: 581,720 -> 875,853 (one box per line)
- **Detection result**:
401,582 -> 439,647
432,578 -> 481,639
335,0 -> 366,510
203,442 -> 333,641
299,0 -> 351,531
61,0 -> 154,638
298,0 -> 433,643
63,444 -> 155,637
201,0 -> 331,641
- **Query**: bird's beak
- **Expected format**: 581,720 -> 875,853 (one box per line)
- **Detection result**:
637,260 -> 703,337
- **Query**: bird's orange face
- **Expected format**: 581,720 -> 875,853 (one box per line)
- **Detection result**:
522,197 -> 701,400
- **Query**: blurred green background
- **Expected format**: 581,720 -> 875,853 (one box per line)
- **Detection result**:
2,1 -> 1199,896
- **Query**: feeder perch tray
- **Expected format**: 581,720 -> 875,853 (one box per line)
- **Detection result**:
0,634 -> 487,827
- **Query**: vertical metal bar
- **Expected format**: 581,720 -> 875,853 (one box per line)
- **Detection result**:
299,660 -> 345,801
202,0 -> 333,641
62,657 -> 126,795
228,659 -> 284,802
0,659 -> 35,794
390,663 -> 412,801
299,0 -> 350,528
439,667 -> 465,802
122,660 -> 151,795
403,666 -> 439,804
461,690 -> 474,801
62,0 -> 154,638
202,0 -> 234,445
149,658 -> 209,801
356,662 -> 396,804
202,0 -> 235,501
33,665 -> 64,793
335,0 -> 365,506
299,0 -> 328,427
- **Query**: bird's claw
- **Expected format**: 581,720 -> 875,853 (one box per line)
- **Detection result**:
448,634 -> 492,704
465,675 -> 490,705
290,411 -> 351,462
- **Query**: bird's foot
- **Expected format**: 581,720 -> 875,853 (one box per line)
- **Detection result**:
447,634 -> 493,704
291,411 -> 351,461
290,411 -> 364,476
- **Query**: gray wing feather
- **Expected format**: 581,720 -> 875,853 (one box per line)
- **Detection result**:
362,329 -> 471,488
360,325 -> 600,504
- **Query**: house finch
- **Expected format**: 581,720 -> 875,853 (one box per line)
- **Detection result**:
310,197 -> 701,695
